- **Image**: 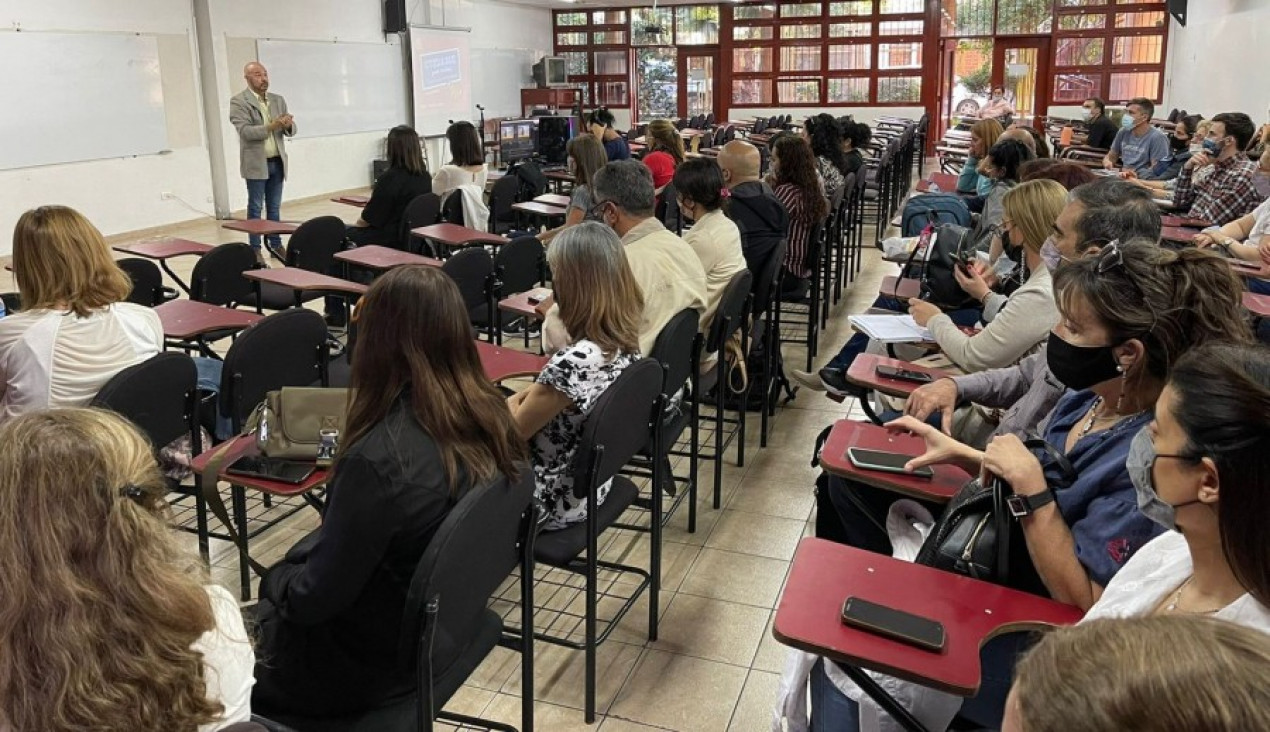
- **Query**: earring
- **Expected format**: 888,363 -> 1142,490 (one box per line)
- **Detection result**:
1114,367 -> 1129,414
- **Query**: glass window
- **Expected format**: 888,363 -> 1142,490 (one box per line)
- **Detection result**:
828,77 -> 870,102
1053,72 -> 1102,103
556,32 -> 587,46
556,12 -> 587,26
880,0 -> 923,13
1116,0 -> 1164,4
1057,12 -> 1106,29
782,2 -> 823,17
593,30 -> 626,45
780,45 -> 822,72
1115,11 -> 1166,28
592,10 -> 627,25
734,4 -> 778,20
732,78 -> 773,104
562,51 -> 589,77
829,22 -> 872,37
631,7 -> 673,45
878,42 -> 922,70
733,47 -> 774,73
828,43 -> 871,70
1112,35 -> 1163,64
595,51 -> 627,75
878,20 -> 922,35
598,81 -> 629,107
997,0 -> 1054,34
1109,71 -> 1159,99
778,78 -> 821,104
734,25 -> 775,40
636,47 -> 678,120
676,6 -> 720,44
1058,0 -> 1103,6
781,23 -> 823,39
940,0 -> 993,36
829,1 -> 872,15
877,75 -> 921,102
1055,37 -> 1104,66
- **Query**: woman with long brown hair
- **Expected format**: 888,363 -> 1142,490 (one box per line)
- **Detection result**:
539,133 -> 609,243
641,118 -> 686,194
347,125 -> 432,248
508,221 -> 642,529
0,408 -> 254,731
767,134 -> 828,293
251,265 -> 525,717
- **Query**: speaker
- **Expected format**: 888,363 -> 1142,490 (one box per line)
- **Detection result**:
384,0 -> 407,34
538,116 -> 572,165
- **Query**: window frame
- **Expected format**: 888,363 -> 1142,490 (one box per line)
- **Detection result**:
1049,0 -> 1168,104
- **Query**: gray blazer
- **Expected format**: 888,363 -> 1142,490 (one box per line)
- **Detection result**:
229,88 -> 296,180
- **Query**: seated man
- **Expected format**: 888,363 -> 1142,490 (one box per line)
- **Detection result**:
1103,97 -> 1171,177
1081,97 -> 1119,150
1173,112 -> 1263,226
543,160 -> 706,355
717,139 -> 789,282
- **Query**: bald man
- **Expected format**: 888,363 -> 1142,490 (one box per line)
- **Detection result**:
230,62 -> 296,259
718,140 -> 788,286
999,127 -> 1036,156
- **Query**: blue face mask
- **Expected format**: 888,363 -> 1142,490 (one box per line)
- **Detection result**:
1202,137 -> 1223,156
1121,114 -> 1136,131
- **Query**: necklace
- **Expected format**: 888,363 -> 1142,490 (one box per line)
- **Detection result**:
1076,396 -> 1115,438
1166,576 -> 1221,615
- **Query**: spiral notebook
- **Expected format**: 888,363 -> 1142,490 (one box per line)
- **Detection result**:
847,314 -> 934,343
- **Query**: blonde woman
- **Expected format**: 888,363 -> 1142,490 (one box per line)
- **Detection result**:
1005,616 -> 1270,732
0,409 -> 253,731
907,179 -> 1066,372
641,118 -> 686,195
956,117 -> 1004,196
507,221 -> 642,529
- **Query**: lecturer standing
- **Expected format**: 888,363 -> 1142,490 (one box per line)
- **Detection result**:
230,62 -> 296,260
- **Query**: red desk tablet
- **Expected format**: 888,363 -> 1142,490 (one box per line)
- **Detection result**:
155,300 -> 263,340
334,245 -> 442,271
818,420 -> 968,503
221,219 -> 300,236
476,341 -> 548,382
880,276 -> 922,301
534,193 -> 572,208
190,434 -> 327,499
1244,291 -> 1270,318
113,238 -> 215,293
410,223 -> 508,248
331,195 -> 369,207
243,268 -> 367,310
846,354 -> 953,400
499,290 -> 550,321
512,201 -> 568,219
1160,226 -> 1200,244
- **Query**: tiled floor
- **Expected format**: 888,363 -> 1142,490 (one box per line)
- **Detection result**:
20,180 -> 904,730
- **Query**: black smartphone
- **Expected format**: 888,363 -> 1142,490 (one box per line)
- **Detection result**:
846,447 -> 934,479
875,365 -> 934,385
841,596 -> 946,652
225,455 -> 315,484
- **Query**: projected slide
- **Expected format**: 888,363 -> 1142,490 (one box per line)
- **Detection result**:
409,27 -> 472,136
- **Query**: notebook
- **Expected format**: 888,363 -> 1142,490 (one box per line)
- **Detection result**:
847,314 -> 934,343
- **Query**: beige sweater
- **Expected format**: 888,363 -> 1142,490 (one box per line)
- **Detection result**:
926,264 -> 1057,373
682,209 -> 746,334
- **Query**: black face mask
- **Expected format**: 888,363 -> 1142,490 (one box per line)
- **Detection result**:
1046,331 -> 1123,391
1170,136 -> 1189,152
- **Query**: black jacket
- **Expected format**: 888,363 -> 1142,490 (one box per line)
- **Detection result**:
727,180 -> 790,279
1086,114 -> 1119,150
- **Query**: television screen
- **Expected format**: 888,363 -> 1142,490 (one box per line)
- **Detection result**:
533,57 -> 568,88
500,119 -> 537,164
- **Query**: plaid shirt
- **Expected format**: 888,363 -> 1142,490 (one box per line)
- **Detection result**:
1173,156 -> 1264,225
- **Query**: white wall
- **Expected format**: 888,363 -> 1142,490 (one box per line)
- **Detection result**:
0,0 -> 214,248
1163,0 -> 1270,122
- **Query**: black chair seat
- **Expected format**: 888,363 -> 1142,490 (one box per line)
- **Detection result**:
242,282 -> 321,311
262,608 -> 504,732
534,476 -> 639,566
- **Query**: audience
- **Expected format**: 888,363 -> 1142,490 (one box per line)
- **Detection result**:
767,134 -> 828,296
718,139 -> 789,285
251,265 -> 524,718
1104,97 -> 1170,176
805,112 -> 849,202
674,158 -> 746,334
1006,616 -> 1270,732
1081,96 -> 1119,149
839,120 -> 872,177
1139,113 -> 1203,181
957,118 -> 1004,196
346,125 -> 431,248
971,138 -> 1034,242
978,86 -> 1015,124
640,118 -> 685,195
1173,111 -> 1263,225
539,133 -> 609,243
999,126 -> 1044,158
0,408 -> 253,731
508,222 -> 642,530
588,107 -> 630,161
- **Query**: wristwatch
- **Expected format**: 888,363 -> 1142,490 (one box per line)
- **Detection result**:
1007,489 -> 1056,519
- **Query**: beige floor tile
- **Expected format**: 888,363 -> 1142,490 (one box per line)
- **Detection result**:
609,649 -> 748,732
500,637 -> 643,715
651,594 -> 769,667
466,646 -> 521,692
443,684 -> 497,718
728,670 -> 782,732
481,695 -> 602,731
600,533 -> 700,594
704,510 -> 806,561
728,475 -> 816,523
599,718 -> 678,731
679,547 -> 790,609
662,497 -> 726,547
750,611 -> 789,674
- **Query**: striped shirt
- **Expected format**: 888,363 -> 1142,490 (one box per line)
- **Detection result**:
772,181 -> 823,280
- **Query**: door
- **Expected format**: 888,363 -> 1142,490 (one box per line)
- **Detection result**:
936,38 -> 995,133
992,38 -> 1051,130
679,51 -> 719,122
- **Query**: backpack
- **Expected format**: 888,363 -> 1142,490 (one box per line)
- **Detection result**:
900,193 -> 972,238
901,222 -> 979,311
509,161 -> 548,203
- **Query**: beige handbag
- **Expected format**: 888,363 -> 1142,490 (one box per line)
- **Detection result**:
248,387 -> 349,460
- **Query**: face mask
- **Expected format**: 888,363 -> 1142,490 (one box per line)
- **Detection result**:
1127,429 -> 1203,531
1170,136 -> 1189,152
1190,142 -> 1204,154
1046,331 -> 1123,391
1202,137 -> 1223,156
1081,109 -> 1093,122
1121,115 -> 1136,131
1040,235 -> 1067,271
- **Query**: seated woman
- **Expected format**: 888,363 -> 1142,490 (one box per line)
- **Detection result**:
588,107 -> 630,161
968,139 -> 1033,239
432,121 -> 488,229
767,134 -> 828,297
839,119 -> 871,177
1007,616 -> 1270,732
508,222 -> 642,530
805,112 -> 849,202
251,266 -> 524,717
641,118 -> 686,195
0,408 -> 254,730
346,125 -> 432,248
956,118 -> 1004,197
978,86 -> 1016,125
674,157 -> 746,338
1194,186 -> 1270,295
538,133 -> 609,243
1128,118 -> 1214,192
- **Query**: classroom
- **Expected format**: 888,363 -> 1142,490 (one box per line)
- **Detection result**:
1,0 -> 1269,730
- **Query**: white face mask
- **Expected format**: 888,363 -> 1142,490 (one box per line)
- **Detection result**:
1081,109 -> 1093,121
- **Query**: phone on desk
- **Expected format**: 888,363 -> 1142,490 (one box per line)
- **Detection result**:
526,288 -> 552,305
875,365 -> 934,385
842,597 -> 946,652
846,447 -> 934,480
225,455 -> 315,485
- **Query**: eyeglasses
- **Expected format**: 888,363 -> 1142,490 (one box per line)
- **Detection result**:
1094,239 -> 1124,274
587,200 -> 612,220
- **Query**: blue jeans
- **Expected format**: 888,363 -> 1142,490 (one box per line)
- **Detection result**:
825,296 -> 983,371
246,158 -> 285,250
194,357 -> 234,441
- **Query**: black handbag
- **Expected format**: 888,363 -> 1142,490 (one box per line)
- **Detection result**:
914,438 -> 1076,596
898,221 -> 979,311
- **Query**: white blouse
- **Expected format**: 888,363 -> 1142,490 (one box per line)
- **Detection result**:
432,164 -> 488,197
197,584 -> 256,730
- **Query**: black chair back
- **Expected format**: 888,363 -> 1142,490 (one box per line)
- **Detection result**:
441,191 -> 465,226
487,175 -> 520,233
441,247 -> 495,329
191,242 -> 258,307
219,309 -> 329,432
659,181 -> 684,235
493,236 -> 544,296
570,358 -> 664,499
286,216 -> 347,273
707,269 -> 754,354
116,257 -> 171,307
649,308 -> 700,401
0,292 -> 20,314
752,238 -> 787,318
91,352 -> 200,452
401,193 -> 442,250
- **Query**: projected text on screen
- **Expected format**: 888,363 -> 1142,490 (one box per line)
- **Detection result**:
421,49 -> 462,90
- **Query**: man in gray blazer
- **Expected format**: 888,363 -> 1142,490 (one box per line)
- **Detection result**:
229,61 -> 296,259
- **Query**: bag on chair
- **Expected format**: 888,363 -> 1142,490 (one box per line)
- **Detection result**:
900,222 -> 979,311
247,387 -> 349,460
900,193 -> 971,238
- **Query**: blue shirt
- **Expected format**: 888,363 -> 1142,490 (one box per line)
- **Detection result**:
603,135 -> 631,161
1037,390 -> 1164,588
1110,126 -> 1171,177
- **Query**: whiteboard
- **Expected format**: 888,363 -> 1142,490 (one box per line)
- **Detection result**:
471,48 -> 539,119
258,39 -> 408,138
0,32 -> 168,170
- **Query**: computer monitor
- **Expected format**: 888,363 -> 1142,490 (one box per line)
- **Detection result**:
537,116 -> 577,165
533,57 -> 568,88
499,119 -> 537,164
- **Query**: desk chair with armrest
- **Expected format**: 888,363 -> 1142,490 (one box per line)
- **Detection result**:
442,248 -> 498,343
117,257 -> 179,307
488,175 -> 521,236
240,216 -> 348,313
754,239 -> 788,447
492,236 -> 545,346
694,269 -> 754,508
185,242 -> 261,356
401,193 -> 442,254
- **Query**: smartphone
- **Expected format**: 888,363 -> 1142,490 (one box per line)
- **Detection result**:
846,447 -> 934,480
526,288 -> 552,305
841,597 -> 946,652
225,455 -> 315,484
876,365 -> 934,385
